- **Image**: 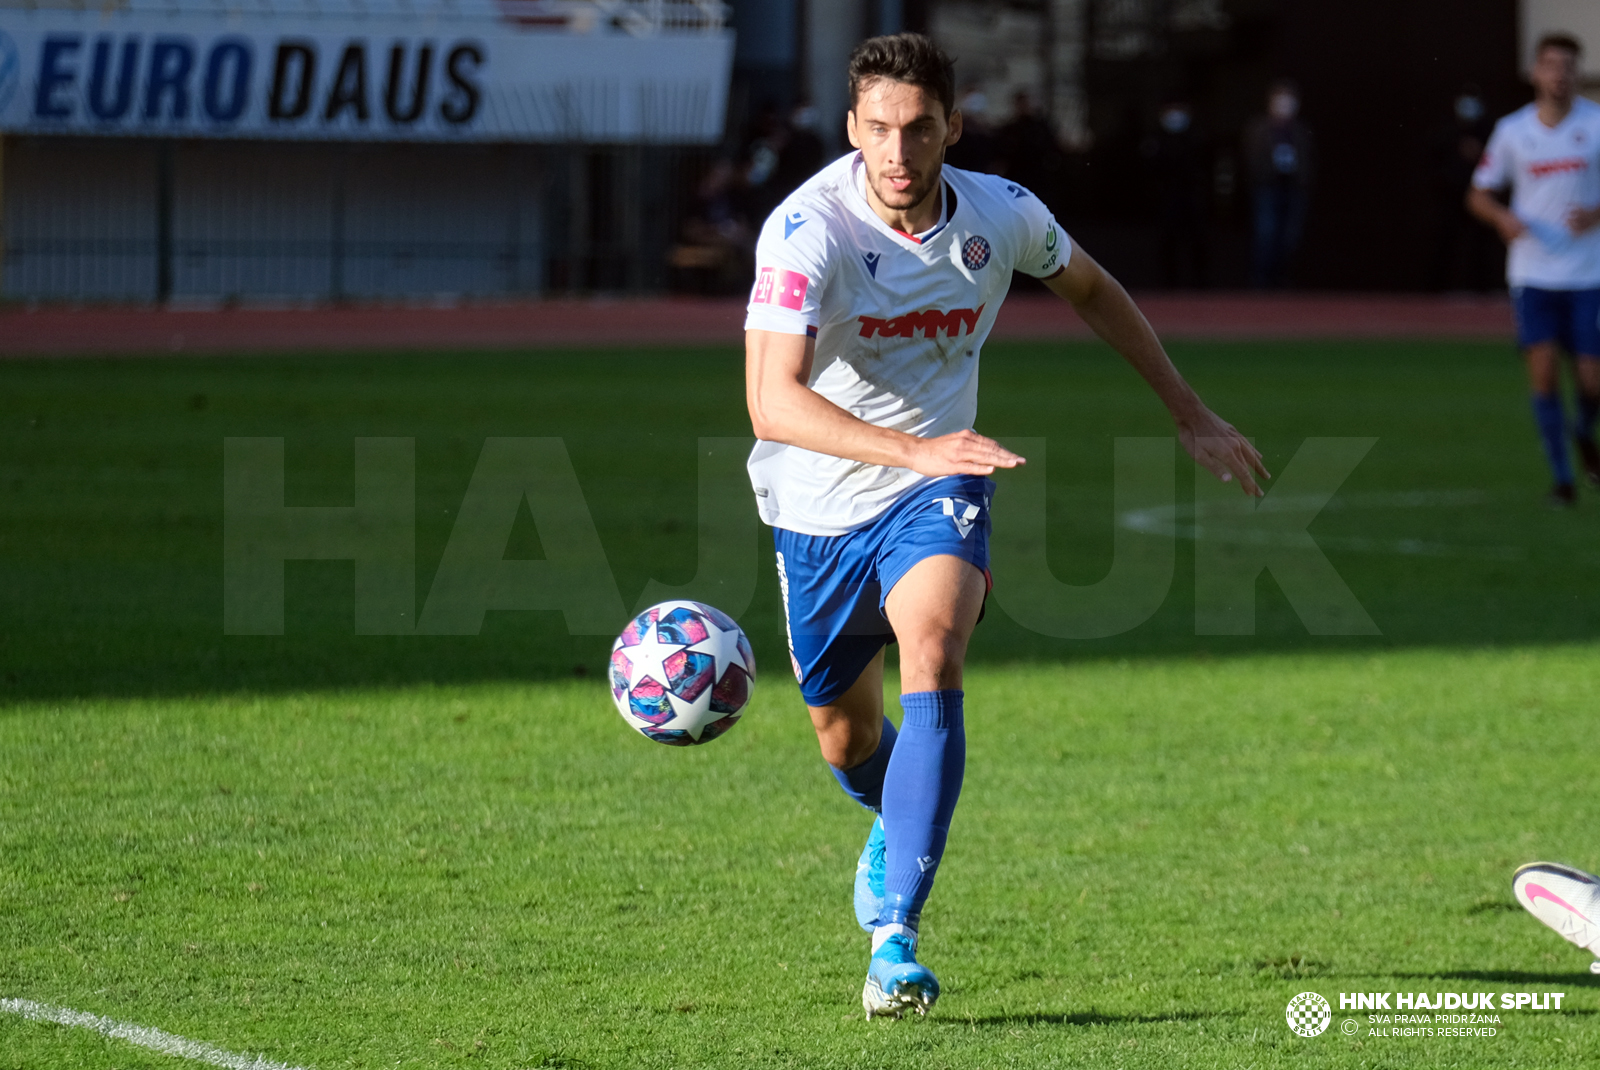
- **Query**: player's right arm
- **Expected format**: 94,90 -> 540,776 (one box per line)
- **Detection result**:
1466,120 -> 1526,243
746,328 -> 1024,477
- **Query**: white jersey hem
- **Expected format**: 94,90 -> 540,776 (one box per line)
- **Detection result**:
759,475 -> 932,538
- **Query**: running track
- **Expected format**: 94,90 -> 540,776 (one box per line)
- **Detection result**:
0,293 -> 1513,357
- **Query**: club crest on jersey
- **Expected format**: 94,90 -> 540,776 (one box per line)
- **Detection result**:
784,211 -> 807,239
961,235 -> 992,270
935,496 -> 982,539
862,251 -> 881,278
858,304 -> 984,339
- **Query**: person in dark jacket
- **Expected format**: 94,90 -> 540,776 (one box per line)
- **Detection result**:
996,91 -> 1063,204
1244,79 -> 1315,288
1427,85 -> 1497,291
1144,98 -> 1210,288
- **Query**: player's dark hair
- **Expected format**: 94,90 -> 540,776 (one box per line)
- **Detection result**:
1536,32 -> 1583,59
848,34 -> 957,117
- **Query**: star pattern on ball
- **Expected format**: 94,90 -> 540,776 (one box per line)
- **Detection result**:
618,618 -> 684,692
686,611 -> 748,683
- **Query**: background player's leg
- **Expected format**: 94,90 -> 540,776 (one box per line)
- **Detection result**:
1525,341 -> 1574,500
1573,355 -> 1600,487
877,556 -> 986,934
808,648 -> 896,811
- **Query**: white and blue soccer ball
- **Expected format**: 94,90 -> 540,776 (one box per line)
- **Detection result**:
609,600 -> 756,746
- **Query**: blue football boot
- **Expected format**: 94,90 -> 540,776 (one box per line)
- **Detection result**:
853,816 -> 886,932
862,930 -> 939,1019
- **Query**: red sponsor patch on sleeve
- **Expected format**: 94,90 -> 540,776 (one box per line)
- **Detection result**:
754,267 -> 809,311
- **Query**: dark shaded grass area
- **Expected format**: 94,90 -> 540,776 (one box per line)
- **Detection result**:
2,339 -> 1597,702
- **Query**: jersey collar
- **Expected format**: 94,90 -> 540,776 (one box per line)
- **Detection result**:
850,153 -> 959,249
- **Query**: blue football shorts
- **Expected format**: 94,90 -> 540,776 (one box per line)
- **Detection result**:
1512,286 -> 1600,356
772,474 -> 996,707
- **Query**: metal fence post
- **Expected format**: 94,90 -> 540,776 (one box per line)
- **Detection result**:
156,140 -> 174,304
623,143 -> 643,291
330,145 -> 348,301
568,146 -> 588,291
0,133 -> 7,297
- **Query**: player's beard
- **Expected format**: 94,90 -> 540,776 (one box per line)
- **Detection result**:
869,156 -> 944,215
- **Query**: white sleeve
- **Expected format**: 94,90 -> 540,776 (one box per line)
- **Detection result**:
1471,120 -> 1513,191
744,205 -> 831,336
1008,184 -> 1072,278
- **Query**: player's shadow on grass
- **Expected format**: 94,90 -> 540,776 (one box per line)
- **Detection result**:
940,1009 -> 1232,1028
1391,969 -> 1600,989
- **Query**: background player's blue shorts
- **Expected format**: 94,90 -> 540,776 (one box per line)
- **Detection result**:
774,474 -> 995,708
1512,286 -> 1600,355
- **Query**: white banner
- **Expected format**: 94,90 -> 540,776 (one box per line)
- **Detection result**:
0,11 -> 733,143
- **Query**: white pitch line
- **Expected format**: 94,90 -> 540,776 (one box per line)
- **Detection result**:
0,997 -> 307,1070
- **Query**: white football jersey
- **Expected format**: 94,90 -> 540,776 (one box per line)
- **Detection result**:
1472,98 -> 1600,289
744,152 -> 1068,535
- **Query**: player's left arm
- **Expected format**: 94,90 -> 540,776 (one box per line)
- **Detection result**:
1042,247 -> 1270,496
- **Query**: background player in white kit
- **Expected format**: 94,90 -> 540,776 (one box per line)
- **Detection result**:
1469,32 -> 1600,505
744,34 -> 1267,1018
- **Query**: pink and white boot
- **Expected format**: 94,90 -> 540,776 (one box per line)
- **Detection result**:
1513,862 -> 1600,974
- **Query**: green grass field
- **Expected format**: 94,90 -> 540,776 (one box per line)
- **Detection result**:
2,339 -> 1599,1068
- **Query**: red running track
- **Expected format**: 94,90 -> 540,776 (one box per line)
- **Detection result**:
0,293 -> 1513,357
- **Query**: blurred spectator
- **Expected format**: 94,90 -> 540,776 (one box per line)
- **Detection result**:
997,91 -> 1064,201
771,101 -> 827,197
743,100 -> 828,224
945,85 -> 999,174
672,101 -> 828,293
1428,85 -> 1498,291
741,102 -> 789,224
1244,79 -> 1315,288
1142,98 -> 1210,288
670,157 -> 756,292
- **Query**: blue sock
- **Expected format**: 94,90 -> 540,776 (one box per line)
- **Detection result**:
1533,394 -> 1574,486
1577,392 -> 1600,442
830,716 -> 897,812
879,690 -> 966,931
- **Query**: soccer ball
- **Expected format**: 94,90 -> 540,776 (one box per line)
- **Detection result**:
609,601 -> 756,746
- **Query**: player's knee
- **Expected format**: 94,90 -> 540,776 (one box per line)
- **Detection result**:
812,711 -> 881,769
818,727 -> 878,770
896,629 -> 967,689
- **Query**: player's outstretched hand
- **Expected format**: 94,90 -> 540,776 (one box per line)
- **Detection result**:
909,430 -> 1026,477
1567,205 -> 1600,235
1177,411 -> 1270,497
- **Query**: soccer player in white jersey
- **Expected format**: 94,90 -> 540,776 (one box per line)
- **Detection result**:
1469,33 -> 1600,506
742,34 -> 1267,1019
